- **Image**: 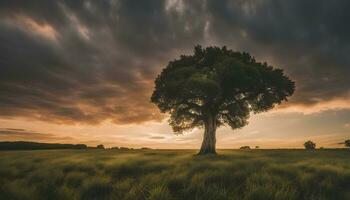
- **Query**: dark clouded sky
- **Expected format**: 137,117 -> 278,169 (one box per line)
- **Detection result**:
0,0 -> 349,148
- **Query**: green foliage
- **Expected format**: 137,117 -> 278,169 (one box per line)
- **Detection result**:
0,149 -> 349,200
151,45 -> 295,134
304,140 -> 316,150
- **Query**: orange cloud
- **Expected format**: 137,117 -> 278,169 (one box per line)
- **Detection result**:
275,97 -> 350,114
14,15 -> 58,41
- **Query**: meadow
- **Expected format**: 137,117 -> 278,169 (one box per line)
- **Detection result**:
0,149 -> 349,200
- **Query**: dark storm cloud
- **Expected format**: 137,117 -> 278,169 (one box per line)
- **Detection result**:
205,0 -> 350,106
0,0 -> 349,124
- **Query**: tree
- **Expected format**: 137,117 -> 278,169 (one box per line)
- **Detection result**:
151,46 -> 295,154
97,144 -> 105,149
304,140 -> 316,150
345,139 -> 350,148
240,146 -> 251,150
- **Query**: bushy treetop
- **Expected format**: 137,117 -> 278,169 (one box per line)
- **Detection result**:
151,45 -> 295,134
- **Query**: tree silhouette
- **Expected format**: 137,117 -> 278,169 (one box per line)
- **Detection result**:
304,140 -> 316,150
151,46 -> 295,154
345,139 -> 350,148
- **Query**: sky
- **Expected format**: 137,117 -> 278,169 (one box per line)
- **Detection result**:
0,0 -> 349,149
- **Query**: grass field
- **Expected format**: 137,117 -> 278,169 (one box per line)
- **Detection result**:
0,149 -> 349,200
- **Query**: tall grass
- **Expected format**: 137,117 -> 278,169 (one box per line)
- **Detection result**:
0,149 -> 349,200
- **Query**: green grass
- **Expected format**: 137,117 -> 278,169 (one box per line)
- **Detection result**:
0,149 -> 349,200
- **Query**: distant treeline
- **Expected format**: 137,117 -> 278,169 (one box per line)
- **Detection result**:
0,141 -> 88,150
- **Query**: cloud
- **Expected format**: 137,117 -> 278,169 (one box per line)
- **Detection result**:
0,0 -> 349,125
149,136 -> 165,140
205,0 -> 350,107
0,128 -> 73,141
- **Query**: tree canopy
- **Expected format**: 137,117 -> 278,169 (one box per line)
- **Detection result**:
304,140 -> 316,150
345,139 -> 350,148
151,45 -> 295,154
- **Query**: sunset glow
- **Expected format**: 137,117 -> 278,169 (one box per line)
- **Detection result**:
1,1 -> 349,149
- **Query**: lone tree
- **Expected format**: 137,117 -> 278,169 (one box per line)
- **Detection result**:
345,139 -> 350,148
304,140 -> 316,150
151,46 -> 295,154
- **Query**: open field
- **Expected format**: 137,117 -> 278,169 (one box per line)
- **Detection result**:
0,149 -> 349,200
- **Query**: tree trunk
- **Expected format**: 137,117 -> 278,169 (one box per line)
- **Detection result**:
198,114 -> 217,155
